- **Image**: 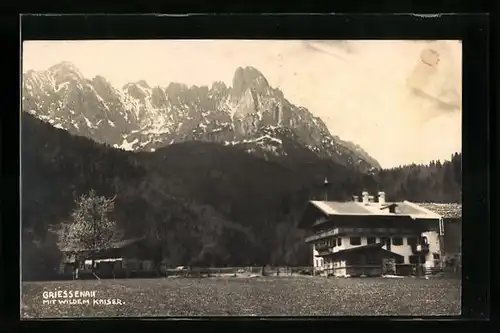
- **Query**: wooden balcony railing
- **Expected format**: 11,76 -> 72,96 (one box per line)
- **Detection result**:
305,229 -> 339,243
315,250 -> 333,257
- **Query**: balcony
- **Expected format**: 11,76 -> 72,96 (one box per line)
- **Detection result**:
315,243 -> 331,251
305,228 -> 339,243
411,243 -> 429,254
316,249 -> 334,257
416,244 -> 429,253
306,227 -> 417,243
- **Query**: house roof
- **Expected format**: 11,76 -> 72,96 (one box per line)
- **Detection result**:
298,199 -> 441,229
414,203 -> 462,219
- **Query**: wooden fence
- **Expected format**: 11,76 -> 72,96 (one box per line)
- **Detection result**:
315,262 -> 460,278
164,266 -> 314,277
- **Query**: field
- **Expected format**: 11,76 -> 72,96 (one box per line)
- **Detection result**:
21,276 -> 461,318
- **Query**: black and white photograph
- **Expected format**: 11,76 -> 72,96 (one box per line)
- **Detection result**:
21,39 -> 462,318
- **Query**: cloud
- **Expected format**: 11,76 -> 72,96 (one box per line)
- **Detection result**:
301,41 -> 349,62
312,40 -> 356,53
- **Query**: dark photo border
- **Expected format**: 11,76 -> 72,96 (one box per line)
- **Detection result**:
4,12 -> 492,331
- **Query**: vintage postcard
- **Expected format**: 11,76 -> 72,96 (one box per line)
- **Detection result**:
21,39 -> 462,318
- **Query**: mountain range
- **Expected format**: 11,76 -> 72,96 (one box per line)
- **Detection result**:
22,62 -> 381,171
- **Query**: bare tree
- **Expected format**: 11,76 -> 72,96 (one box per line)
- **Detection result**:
59,189 -> 119,278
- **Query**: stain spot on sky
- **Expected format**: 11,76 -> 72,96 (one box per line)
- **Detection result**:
302,41 -> 349,61
406,46 -> 461,122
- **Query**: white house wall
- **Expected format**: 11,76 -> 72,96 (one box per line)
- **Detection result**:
421,231 -> 442,268
379,236 -> 415,264
334,260 -> 347,277
313,234 -> 443,271
312,244 -> 324,271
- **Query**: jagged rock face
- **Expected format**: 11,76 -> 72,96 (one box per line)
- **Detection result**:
22,62 -> 381,171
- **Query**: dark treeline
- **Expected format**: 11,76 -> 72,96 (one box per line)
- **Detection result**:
21,114 -> 461,280
332,154 -> 462,204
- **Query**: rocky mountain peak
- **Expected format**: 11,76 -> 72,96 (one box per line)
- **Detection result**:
136,80 -> 151,89
48,61 -> 80,71
48,61 -> 84,84
231,66 -> 270,101
123,81 -> 152,101
166,82 -> 189,97
91,76 -> 115,95
211,81 -> 228,92
92,75 -> 109,84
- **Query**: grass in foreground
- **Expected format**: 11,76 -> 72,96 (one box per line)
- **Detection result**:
21,276 -> 461,318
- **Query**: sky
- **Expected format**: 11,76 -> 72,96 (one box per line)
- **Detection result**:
22,40 -> 462,168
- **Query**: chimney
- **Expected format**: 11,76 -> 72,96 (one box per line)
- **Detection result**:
352,195 -> 359,202
323,178 -> 331,201
362,191 -> 369,205
378,191 -> 386,205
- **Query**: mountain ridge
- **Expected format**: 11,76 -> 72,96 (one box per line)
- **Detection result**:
22,62 -> 381,171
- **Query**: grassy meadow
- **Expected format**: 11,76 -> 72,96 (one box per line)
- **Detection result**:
21,276 -> 461,318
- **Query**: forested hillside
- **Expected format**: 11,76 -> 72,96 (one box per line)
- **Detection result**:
21,113 -> 461,280
350,154 -> 462,204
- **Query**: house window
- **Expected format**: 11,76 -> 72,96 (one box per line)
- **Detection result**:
350,237 -> 361,246
367,237 -> 376,244
332,238 -> 337,247
337,238 -> 342,246
395,256 -> 404,264
433,253 -> 440,260
392,237 -> 403,246
407,237 -> 417,246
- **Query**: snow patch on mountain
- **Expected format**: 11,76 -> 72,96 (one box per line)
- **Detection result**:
114,137 -> 139,151
86,83 -> 110,111
83,116 -> 94,129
